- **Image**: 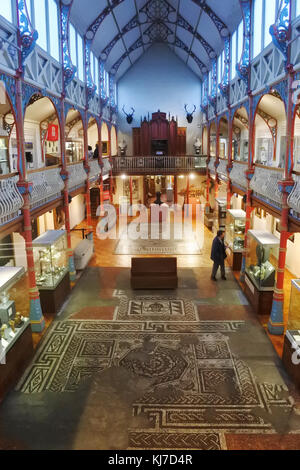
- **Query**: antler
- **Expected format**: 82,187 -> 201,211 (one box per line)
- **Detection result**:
122,105 -> 129,116
131,107 -> 135,115
192,105 -> 196,114
184,104 -> 188,113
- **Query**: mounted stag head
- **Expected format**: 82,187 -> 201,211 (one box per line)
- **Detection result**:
184,104 -> 196,124
122,106 -> 135,124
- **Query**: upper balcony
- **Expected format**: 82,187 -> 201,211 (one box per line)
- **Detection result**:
111,156 -> 207,176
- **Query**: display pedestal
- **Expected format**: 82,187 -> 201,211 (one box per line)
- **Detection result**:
0,323 -> 33,401
244,274 -> 274,316
282,332 -> 300,389
39,272 -> 70,314
227,248 -> 243,271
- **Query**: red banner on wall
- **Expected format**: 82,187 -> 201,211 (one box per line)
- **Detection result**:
47,124 -> 59,141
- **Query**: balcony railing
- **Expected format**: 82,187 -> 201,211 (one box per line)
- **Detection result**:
28,166 -> 64,210
102,157 -> 112,179
89,159 -> 101,182
208,157 -> 216,174
229,161 -> 248,190
68,162 -> 87,191
111,156 -> 207,175
288,174 -> 300,218
250,165 -> 284,208
216,158 -> 228,180
0,174 -> 23,226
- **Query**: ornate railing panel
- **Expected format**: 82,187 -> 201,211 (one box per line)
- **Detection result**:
0,176 -> 23,226
68,162 -> 87,191
230,77 -> 247,108
102,157 -> 112,178
208,157 -> 216,174
66,77 -> 86,109
89,159 -> 101,182
216,159 -> 228,179
111,156 -> 206,175
229,161 -> 248,189
250,165 -> 284,207
24,46 -> 62,95
217,93 -> 228,115
250,43 -> 285,94
28,167 -> 64,209
0,19 -> 18,73
288,174 -> 300,217
207,103 -> 216,121
88,93 -> 100,116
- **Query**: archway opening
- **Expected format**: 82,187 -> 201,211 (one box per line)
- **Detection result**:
0,81 -> 17,175
101,121 -> 109,157
253,93 -> 286,167
209,122 -> 217,157
65,109 -> 84,164
232,106 -> 249,162
87,117 -> 99,160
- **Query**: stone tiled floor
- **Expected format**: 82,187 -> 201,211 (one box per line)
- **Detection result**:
1,218 -> 300,450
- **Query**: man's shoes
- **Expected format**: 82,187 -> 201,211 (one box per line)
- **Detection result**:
211,276 -> 217,282
222,276 -> 227,280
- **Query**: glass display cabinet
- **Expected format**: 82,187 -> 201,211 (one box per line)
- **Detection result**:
216,198 -> 227,230
244,230 -> 279,316
283,279 -> 300,389
0,266 -> 32,401
32,230 -> 70,314
225,209 -> 246,271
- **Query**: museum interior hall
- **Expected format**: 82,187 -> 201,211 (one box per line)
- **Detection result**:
1,0 -> 300,452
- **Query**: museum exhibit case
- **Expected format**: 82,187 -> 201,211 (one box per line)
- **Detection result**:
0,266 -> 33,400
244,230 -> 279,316
225,209 -> 246,271
33,230 -> 70,314
283,279 -> 300,389
216,197 -> 227,230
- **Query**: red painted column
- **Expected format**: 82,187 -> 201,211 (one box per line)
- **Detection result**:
227,109 -> 233,210
108,126 -> 113,203
15,76 -> 45,332
83,112 -> 92,232
240,94 -> 254,281
205,124 -> 211,212
59,99 -> 76,283
174,176 -> 178,204
268,68 -> 295,335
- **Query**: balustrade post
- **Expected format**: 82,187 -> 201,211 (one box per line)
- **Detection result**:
174,176 -> 178,204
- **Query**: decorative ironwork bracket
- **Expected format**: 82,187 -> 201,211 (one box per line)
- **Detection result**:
269,0 -> 291,65
236,0 -> 251,87
60,1 -> 77,89
17,0 -> 38,67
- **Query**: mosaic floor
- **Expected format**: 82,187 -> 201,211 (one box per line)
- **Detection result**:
1,221 -> 300,449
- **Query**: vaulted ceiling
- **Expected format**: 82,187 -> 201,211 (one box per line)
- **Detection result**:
70,0 -> 242,81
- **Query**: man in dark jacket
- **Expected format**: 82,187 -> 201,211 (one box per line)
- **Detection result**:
211,230 -> 227,281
